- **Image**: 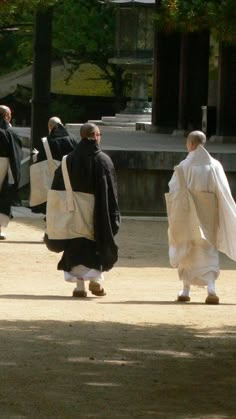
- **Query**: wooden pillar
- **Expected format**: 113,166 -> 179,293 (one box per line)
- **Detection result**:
152,31 -> 181,132
31,7 -> 53,150
178,31 -> 210,133
216,43 -> 236,140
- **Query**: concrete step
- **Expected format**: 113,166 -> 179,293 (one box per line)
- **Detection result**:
116,113 -> 151,122
101,121 -> 137,127
87,119 -> 135,127
102,114 -> 151,123
88,113 -> 151,128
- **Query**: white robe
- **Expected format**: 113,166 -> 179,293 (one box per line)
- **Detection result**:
64,266 -> 104,283
167,145 -> 236,286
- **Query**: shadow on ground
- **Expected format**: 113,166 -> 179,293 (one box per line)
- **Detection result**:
0,320 -> 235,418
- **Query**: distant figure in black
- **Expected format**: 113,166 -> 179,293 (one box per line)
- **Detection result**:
0,105 -> 22,239
30,116 -> 77,214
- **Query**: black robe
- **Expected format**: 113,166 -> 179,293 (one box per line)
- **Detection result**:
44,138 -> 120,272
0,117 -> 22,216
31,124 -> 77,214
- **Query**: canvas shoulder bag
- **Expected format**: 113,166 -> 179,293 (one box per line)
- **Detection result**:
0,157 -> 9,190
165,165 -> 217,246
46,155 -> 95,241
29,137 -> 60,207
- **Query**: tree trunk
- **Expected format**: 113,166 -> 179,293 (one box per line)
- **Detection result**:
31,7 -> 53,150
217,42 -> 236,139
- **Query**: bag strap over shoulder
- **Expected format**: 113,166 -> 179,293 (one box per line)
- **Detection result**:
42,137 -> 59,176
42,137 -> 53,162
61,155 -> 72,191
42,137 -> 55,176
61,155 -> 74,211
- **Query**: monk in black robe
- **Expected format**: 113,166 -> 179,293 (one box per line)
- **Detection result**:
30,116 -> 77,214
0,105 -> 22,239
45,122 -> 120,297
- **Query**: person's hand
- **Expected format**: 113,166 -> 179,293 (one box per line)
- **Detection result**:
32,148 -> 39,162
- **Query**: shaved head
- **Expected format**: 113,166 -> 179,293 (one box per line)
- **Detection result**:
0,105 -> 10,115
186,130 -> 206,152
187,130 -> 206,145
0,105 -> 11,123
80,122 -> 102,144
80,123 -> 97,139
48,116 -> 63,133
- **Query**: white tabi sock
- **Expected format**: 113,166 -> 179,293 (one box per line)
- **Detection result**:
179,284 -> 190,297
75,279 -> 86,291
0,227 -> 6,239
207,278 -> 216,296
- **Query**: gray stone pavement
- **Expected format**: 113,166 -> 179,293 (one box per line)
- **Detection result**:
12,125 -> 236,153
99,126 -> 236,154
12,206 -> 45,219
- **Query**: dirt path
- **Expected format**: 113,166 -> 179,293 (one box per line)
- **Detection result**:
0,216 -> 236,418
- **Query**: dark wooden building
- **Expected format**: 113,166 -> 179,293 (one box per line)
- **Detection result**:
111,0 -> 236,141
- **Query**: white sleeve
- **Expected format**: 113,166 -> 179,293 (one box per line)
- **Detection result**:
213,162 -> 236,261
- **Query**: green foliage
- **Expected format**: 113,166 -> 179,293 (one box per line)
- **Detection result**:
53,0 -> 125,99
0,23 -> 33,74
0,0 -> 58,14
53,0 -> 115,61
0,0 -> 58,30
156,0 -> 236,42
51,63 -> 114,97
0,1 -> 55,72
0,0 -> 126,101
0,34 -> 18,74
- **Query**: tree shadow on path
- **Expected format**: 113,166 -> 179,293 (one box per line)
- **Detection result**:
0,320 -> 235,418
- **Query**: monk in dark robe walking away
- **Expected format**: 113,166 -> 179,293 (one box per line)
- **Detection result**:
45,122 -> 120,297
30,116 -> 77,215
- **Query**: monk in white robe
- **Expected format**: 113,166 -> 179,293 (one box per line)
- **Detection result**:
166,130 -> 236,304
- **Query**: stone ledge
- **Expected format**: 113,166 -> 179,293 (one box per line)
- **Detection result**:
209,135 -> 236,143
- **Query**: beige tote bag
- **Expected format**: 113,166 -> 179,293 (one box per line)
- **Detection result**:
0,157 -> 9,190
29,137 -> 60,207
165,166 -> 217,246
46,155 -> 95,240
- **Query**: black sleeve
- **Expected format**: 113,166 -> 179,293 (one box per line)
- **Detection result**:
0,129 -> 10,157
107,165 -> 121,236
6,130 -> 22,187
35,139 -> 47,162
51,164 -> 65,190
94,155 -> 120,270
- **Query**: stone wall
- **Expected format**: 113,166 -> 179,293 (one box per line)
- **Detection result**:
105,149 -> 236,215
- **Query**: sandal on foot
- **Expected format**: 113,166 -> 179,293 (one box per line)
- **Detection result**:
177,295 -> 191,302
89,282 -> 106,296
205,294 -> 219,305
72,290 -> 87,298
